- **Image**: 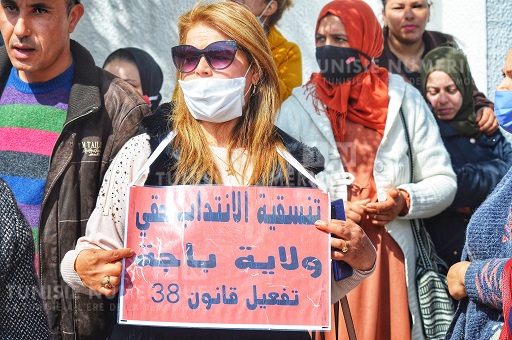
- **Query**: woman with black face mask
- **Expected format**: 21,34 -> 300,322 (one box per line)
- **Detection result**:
276,0 -> 457,339
60,2 -> 377,339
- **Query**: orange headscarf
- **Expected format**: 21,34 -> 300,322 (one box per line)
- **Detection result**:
309,0 -> 389,141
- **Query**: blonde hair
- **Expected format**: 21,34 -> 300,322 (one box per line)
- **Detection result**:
171,1 -> 287,186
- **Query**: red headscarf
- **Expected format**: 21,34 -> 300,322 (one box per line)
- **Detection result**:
309,0 -> 389,141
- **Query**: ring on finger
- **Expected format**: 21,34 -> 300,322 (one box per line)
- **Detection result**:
341,239 -> 349,253
101,275 -> 113,289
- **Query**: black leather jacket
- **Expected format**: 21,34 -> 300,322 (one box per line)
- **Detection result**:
0,40 -> 151,339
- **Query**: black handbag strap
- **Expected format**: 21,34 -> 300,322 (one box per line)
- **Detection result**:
398,107 -> 435,269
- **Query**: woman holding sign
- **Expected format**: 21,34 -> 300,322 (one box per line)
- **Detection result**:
276,0 -> 457,339
61,2 -> 376,339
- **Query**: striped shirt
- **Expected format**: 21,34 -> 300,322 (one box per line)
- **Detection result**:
0,65 -> 73,257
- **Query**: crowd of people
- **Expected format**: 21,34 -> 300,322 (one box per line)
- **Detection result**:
0,0 -> 511,339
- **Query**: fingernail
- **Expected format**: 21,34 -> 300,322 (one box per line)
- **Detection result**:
314,220 -> 326,226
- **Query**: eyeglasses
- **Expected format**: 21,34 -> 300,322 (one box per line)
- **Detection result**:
171,40 -> 238,73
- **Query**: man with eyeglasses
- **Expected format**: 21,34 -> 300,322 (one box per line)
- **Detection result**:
0,0 -> 150,338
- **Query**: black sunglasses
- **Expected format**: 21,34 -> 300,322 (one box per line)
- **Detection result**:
171,40 -> 238,73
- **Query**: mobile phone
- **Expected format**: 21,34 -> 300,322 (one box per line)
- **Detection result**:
331,199 -> 353,281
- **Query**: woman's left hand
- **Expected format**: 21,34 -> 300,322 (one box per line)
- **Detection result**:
364,188 -> 409,226
447,261 -> 470,300
75,248 -> 135,296
315,219 -> 376,272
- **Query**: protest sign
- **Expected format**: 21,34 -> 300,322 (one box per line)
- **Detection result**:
119,185 -> 331,330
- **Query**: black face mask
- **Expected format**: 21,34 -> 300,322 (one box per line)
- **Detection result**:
316,45 -> 372,84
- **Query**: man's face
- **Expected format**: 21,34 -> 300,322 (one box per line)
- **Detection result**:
0,0 -> 83,83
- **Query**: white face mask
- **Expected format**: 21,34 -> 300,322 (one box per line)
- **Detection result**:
256,0 -> 274,27
178,65 -> 253,123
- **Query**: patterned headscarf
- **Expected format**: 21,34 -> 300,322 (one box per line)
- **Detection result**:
421,46 -> 480,139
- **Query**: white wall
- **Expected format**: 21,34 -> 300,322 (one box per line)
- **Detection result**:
73,0 -> 489,103
486,0 -> 512,100
430,1 -> 487,96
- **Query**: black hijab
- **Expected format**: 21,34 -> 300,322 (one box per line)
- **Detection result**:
104,48 -> 164,111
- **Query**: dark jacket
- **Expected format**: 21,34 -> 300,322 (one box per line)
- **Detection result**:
0,40 -> 151,339
424,121 -> 512,266
378,28 -> 493,112
142,103 -> 325,188
0,179 -> 51,340
108,103 -> 324,339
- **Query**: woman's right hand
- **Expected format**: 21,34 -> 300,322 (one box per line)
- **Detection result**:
344,199 -> 370,224
74,248 -> 135,296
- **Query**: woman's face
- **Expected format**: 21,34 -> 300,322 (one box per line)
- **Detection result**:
497,49 -> 512,91
425,70 -> 463,121
382,0 -> 430,44
315,14 -> 349,48
181,23 -> 257,97
104,60 -> 143,96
